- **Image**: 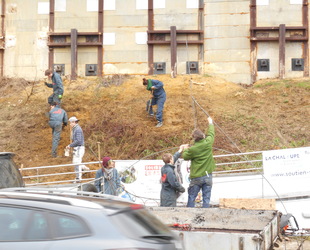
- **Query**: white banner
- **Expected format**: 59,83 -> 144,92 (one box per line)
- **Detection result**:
263,147 -> 310,179
114,159 -> 191,206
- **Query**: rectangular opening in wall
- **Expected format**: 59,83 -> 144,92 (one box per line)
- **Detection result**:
292,58 -> 304,71
86,36 -> 99,43
85,64 -> 97,76
154,34 -> 166,41
154,62 -> 166,74
53,64 -> 65,75
186,61 -> 199,74
257,59 -> 270,71
52,36 -> 66,43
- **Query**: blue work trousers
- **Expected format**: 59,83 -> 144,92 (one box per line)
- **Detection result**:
149,93 -> 166,122
49,122 -> 62,156
48,93 -> 62,105
187,174 -> 213,208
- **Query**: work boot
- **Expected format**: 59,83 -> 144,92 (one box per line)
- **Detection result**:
155,122 -> 163,128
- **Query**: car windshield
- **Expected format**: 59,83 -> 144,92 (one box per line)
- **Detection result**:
108,207 -> 174,240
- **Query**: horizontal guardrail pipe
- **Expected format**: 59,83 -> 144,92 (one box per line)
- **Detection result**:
20,161 -> 101,171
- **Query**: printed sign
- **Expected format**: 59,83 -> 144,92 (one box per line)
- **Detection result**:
115,159 -> 191,206
263,147 -> 310,179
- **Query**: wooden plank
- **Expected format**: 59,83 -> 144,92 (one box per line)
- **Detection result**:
219,198 -> 276,210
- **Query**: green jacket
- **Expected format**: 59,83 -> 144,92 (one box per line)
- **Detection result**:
182,124 -> 215,179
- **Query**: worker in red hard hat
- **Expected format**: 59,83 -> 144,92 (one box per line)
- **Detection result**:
95,157 -> 121,195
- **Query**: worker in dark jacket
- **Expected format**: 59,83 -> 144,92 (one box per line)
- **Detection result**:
160,146 -> 186,207
48,102 -> 68,157
143,78 -> 166,128
44,69 -> 64,105
182,117 -> 215,208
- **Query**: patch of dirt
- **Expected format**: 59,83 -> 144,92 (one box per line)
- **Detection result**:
0,75 -> 309,183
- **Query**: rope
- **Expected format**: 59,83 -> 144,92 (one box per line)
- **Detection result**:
190,97 -> 288,213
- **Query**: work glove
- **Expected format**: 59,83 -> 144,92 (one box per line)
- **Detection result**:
208,117 -> 213,124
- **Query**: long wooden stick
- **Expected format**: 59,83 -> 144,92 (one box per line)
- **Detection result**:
97,142 -> 101,168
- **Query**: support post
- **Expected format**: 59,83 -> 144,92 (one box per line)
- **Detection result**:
250,0 -> 257,84
198,0 -> 204,68
302,0 -> 309,77
71,29 -> 78,80
48,0 -> 55,70
148,0 -> 154,75
98,0 -> 103,76
279,24 -> 286,79
170,26 -> 177,78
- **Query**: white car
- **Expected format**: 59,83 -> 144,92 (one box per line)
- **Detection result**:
0,188 -> 183,250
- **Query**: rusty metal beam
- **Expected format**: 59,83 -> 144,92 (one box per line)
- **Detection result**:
170,26 -> 177,78
279,24 -> 286,79
198,0 -> 204,66
71,29 -> 78,80
303,0 -> 309,77
250,0 -> 257,84
148,0 -> 154,75
48,0 -> 55,71
0,0 -> 6,77
148,30 -> 203,34
98,0 -> 103,76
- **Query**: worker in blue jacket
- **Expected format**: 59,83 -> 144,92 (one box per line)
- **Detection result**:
160,146 -> 186,207
44,69 -> 64,105
48,102 -> 68,157
143,78 -> 166,128
95,157 -> 121,196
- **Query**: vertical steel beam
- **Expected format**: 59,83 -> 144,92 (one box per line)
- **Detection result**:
98,0 -> 103,76
279,24 -> 286,79
148,0 -> 154,75
0,0 -> 6,76
170,26 -> 177,78
302,0 -> 309,77
48,0 -> 55,71
71,29 -> 78,80
198,0 -> 204,70
250,0 -> 257,84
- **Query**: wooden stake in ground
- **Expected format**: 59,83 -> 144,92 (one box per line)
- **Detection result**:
97,142 -> 101,168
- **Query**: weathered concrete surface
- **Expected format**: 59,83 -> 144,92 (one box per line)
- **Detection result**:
148,207 -> 279,231
0,0 -> 308,85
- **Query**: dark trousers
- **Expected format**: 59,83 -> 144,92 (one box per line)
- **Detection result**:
49,122 -> 62,156
48,93 -> 62,105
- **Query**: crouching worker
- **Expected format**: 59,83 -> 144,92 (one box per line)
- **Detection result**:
160,146 -> 186,207
95,157 -> 121,196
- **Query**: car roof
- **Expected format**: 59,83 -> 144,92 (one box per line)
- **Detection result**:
0,152 -> 15,157
0,187 -> 143,212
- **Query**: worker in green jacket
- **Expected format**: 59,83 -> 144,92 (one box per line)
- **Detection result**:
182,117 -> 215,208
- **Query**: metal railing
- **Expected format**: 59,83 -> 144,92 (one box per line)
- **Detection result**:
19,151 -> 263,186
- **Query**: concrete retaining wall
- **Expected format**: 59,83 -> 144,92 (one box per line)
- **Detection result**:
0,0 -> 307,84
